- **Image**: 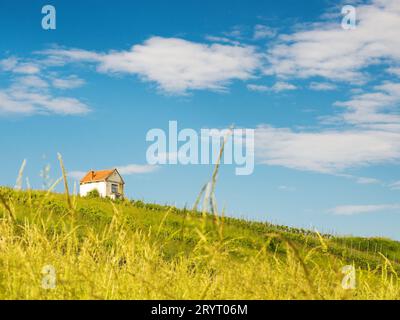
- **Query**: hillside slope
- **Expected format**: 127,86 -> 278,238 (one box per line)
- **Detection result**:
1,187 -> 400,299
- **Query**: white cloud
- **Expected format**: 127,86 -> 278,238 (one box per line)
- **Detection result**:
52,75 -> 85,89
333,81 -> 400,127
14,76 -> 49,89
255,125 -> 400,173
336,173 -> 382,185
40,49 -> 101,63
204,36 -> 240,46
41,37 -> 261,94
254,78 -> 400,175
0,91 -> 36,114
387,67 -> 400,77
247,84 -> 269,92
0,57 -> 40,74
265,0 -> 400,83
272,81 -> 297,92
309,82 -> 337,91
355,177 -> 381,185
247,81 -> 297,93
329,204 -> 400,215
116,164 -> 159,175
13,63 -> 40,74
253,24 -> 276,40
389,181 -> 400,190
0,88 -> 90,116
0,56 -> 90,116
223,26 -> 244,39
0,57 -> 18,71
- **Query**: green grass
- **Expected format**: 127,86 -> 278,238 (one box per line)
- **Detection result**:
1,186 -> 400,300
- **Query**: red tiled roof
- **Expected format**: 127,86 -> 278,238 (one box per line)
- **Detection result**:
80,170 -> 114,184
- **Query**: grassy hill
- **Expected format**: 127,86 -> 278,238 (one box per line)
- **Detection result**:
1,185 -> 400,300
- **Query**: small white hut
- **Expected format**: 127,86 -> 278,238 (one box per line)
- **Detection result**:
79,169 -> 125,199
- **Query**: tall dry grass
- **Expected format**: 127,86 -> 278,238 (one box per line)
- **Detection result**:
0,155 -> 399,299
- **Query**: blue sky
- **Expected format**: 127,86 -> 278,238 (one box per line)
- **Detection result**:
2,0 -> 400,239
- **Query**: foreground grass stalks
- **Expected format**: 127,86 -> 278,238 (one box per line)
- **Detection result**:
1,186 -> 400,299
1,151 -> 400,299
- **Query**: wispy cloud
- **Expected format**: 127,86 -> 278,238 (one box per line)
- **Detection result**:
333,81 -> 400,127
387,67 -> 400,77
0,57 -> 90,116
246,84 -> 269,92
0,87 -> 90,116
0,57 -> 40,74
204,35 -> 240,46
222,25 -> 245,39
309,82 -> 337,91
389,181 -> 400,190
52,75 -> 85,89
329,204 -> 400,215
247,81 -> 297,93
335,173 -> 382,185
116,164 -> 159,175
253,24 -> 276,40
14,75 -> 49,89
355,177 -> 381,185
272,81 -> 297,92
